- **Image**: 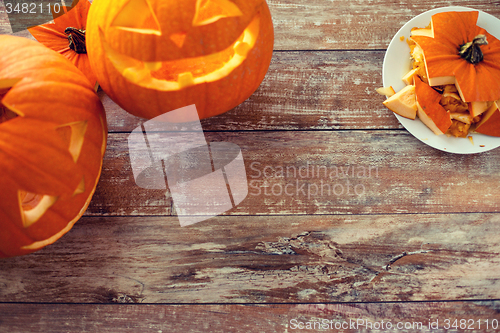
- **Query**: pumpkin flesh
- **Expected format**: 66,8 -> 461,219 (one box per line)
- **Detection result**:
475,101 -> 500,137
414,76 -> 452,135
411,11 -> 500,103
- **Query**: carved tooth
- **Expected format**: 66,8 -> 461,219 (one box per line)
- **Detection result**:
144,61 -> 162,72
122,67 -> 149,83
178,72 -> 195,88
234,41 -> 251,57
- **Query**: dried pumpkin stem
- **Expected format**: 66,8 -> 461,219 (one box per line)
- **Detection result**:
65,27 -> 87,54
459,34 -> 488,64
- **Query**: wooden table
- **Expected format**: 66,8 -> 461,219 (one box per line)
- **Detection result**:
1,0 -> 500,332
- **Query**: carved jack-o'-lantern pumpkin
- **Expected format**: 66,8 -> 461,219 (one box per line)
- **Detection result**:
86,0 -> 274,120
0,35 -> 107,257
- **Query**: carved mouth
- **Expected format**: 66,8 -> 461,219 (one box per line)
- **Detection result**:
100,14 -> 260,91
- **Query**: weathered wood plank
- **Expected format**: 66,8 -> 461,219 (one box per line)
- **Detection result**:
0,213 -> 499,303
267,0 -> 500,50
0,2 -> 11,35
2,1 -> 500,323
100,51 -> 400,133
2,1 -> 499,50
88,131 -> 500,216
0,13 -> 402,133
5,3 -> 499,133
0,301 -> 499,333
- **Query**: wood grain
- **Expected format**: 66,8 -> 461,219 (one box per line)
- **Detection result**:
266,0 -> 500,50
1,8 -> 401,133
2,1 -> 500,330
0,1 -> 11,35
88,131 -> 500,216
5,0 -> 499,49
4,2 -> 499,133
0,213 -> 499,303
1,0 -> 500,49
1,301 -> 499,332
101,51 -> 401,133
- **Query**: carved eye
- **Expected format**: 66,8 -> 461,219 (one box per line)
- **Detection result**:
192,0 -> 243,27
111,0 -> 161,36
19,179 -> 85,229
15,120 -> 88,229
19,191 -> 58,229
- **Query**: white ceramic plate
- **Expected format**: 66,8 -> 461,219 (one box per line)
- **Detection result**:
383,6 -> 500,154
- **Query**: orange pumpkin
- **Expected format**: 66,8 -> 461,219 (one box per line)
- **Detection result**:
28,0 -> 97,88
414,76 -> 452,135
475,101 -> 500,136
86,0 -> 274,120
0,35 -> 107,258
411,11 -> 500,103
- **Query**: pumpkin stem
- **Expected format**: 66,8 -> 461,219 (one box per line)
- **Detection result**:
65,27 -> 87,54
459,34 -> 488,64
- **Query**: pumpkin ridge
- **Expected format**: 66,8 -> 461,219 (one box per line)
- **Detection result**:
1,72 -> 87,92
2,81 -> 101,117
29,24 -> 68,40
411,11 -> 500,102
86,0 -> 273,119
0,217 -> 38,254
4,193 -> 77,247
0,35 -> 106,257
21,169 -> 101,250
0,53 -> 83,79
99,14 -> 261,88
0,133 -> 82,193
